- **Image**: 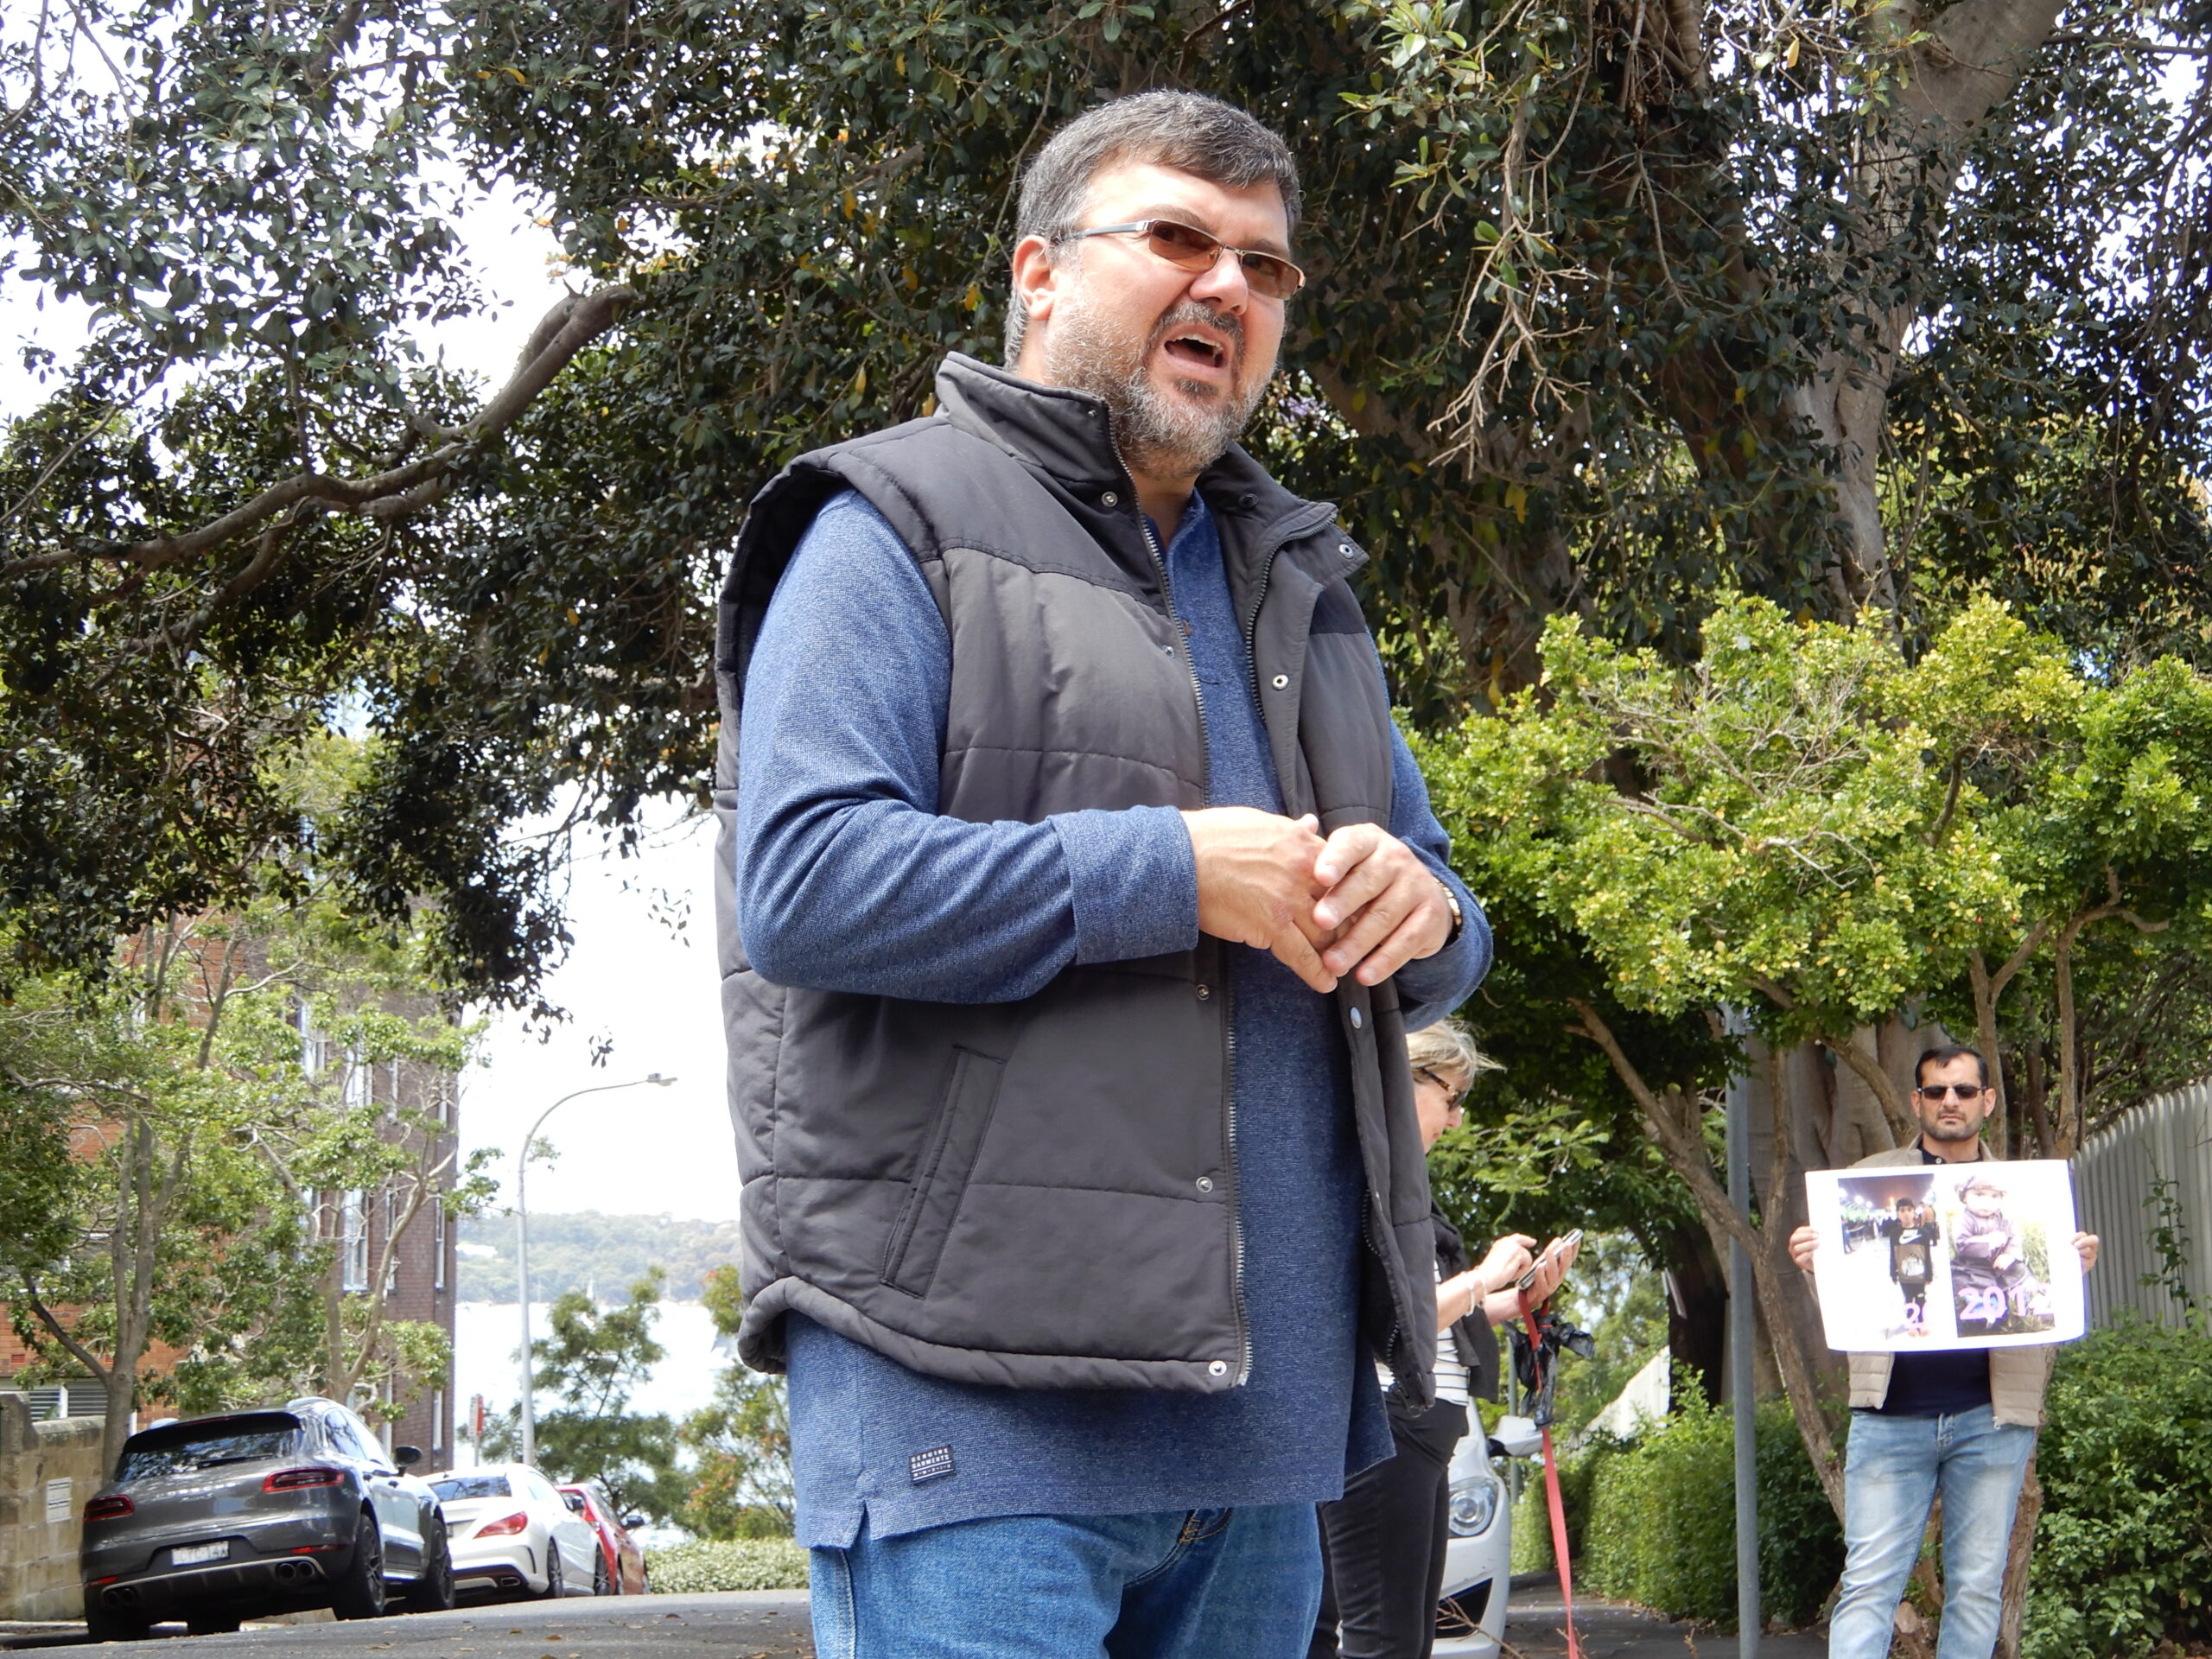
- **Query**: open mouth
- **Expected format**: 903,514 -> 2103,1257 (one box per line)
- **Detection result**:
1161,331 -> 1230,371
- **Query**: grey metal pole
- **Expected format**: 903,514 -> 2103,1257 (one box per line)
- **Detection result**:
1727,1071 -> 1761,1659
514,1073 -> 674,1466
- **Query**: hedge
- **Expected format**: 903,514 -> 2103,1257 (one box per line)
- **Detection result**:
2024,1317 -> 2212,1659
1511,1396 -> 1842,1630
643,1538 -> 810,1592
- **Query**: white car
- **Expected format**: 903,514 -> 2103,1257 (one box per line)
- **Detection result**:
429,1464 -> 600,1601
1433,1414 -> 1542,1657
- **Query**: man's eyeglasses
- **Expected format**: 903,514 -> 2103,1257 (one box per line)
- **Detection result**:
1056,218 -> 1306,301
1915,1083 -> 1987,1102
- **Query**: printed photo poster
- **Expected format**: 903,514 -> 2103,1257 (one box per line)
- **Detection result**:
1802,1160 -> 2087,1352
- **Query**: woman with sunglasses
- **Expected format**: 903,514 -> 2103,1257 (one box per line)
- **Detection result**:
1310,1020 -> 1581,1659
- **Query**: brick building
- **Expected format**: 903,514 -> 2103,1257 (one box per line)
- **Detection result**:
299,1023 -> 463,1467
1,984 -> 462,1467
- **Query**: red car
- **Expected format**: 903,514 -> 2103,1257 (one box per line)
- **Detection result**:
555,1481 -> 645,1596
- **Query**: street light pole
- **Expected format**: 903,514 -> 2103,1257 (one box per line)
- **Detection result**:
515,1073 -> 674,1466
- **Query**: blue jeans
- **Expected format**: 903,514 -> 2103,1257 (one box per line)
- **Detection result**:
810,1504 -> 1323,1659
1829,1406 -> 2037,1659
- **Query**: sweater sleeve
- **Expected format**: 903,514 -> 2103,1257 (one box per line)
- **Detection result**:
1384,712 -> 1493,1030
734,490 -> 1198,1002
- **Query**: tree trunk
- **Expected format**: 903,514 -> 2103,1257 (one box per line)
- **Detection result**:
1996,1463 -> 2043,1659
1794,0 -> 2067,605
1658,1220 -> 1728,1407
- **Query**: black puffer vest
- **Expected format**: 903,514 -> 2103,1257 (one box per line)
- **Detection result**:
713,353 -> 1439,1402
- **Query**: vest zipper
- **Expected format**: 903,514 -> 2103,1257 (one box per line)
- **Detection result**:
1244,517 -> 1415,1387
1126,478 -> 1248,1388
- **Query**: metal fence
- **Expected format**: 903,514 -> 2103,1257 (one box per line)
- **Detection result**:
2074,1079 -> 2212,1326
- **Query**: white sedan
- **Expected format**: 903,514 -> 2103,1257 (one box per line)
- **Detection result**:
1433,1414 -> 1542,1657
429,1464 -> 600,1601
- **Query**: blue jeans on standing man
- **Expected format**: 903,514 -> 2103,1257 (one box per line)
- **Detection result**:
809,1503 -> 1323,1659
1827,1405 -> 2037,1659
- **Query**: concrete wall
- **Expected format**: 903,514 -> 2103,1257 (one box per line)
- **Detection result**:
0,1393 -> 105,1620
2075,1079 -> 2212,1328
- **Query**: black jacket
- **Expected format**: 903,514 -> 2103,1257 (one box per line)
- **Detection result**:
713,354 -> 1442,1401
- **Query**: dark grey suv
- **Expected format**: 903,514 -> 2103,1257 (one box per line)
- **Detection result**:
79,1397 -> 454,1639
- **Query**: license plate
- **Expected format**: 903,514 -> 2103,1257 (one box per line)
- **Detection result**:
172,1541 -> 229,1566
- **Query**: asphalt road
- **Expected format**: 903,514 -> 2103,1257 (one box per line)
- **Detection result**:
5,1579 -> 1839,1659
4,1596 -> 814,1659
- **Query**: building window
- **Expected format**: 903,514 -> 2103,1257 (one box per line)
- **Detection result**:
340,1191 -> 369,1292
431,1389 -> 444,1451
433,1205 -> 447,1291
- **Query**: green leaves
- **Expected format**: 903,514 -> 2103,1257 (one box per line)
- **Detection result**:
1426,594 -> 2212,1052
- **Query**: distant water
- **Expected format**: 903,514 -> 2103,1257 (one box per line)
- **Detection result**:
452,1300 -> 734,1434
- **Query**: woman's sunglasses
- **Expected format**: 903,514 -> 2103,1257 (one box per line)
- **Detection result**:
1414,1067 -> 1470,1110
1057,218 -> 1306,301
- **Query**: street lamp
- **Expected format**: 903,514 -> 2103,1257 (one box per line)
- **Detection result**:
515,1073 -> 675,1465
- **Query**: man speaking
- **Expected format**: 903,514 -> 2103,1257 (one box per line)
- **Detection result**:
715,91 -> 1490,1657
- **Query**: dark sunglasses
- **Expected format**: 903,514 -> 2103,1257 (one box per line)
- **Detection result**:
1915,1083 -> 1986,1101
1058,218 -> 1306,301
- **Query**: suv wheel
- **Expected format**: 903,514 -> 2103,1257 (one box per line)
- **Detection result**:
83,1597 -> 150,1643
330,1512 -> 389,1620
404,1518 -> 456,1614
592,1551 -> 610,1598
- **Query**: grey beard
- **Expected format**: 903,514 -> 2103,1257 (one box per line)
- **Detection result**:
1043,291 -> 1269,479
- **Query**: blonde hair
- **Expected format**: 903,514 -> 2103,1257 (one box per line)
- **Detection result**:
1405,1018 -> 1502,1089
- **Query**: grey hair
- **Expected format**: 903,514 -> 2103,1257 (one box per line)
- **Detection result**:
1405,1019 -> 1503,1087
1003,91 -> 1302,359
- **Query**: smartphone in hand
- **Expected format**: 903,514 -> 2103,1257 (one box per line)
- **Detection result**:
1516,1229 -> 1583,1290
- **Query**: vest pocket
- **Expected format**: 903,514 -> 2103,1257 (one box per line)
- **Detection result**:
881,1047 -> 1007,1298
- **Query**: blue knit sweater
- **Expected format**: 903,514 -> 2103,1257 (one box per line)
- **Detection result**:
735,488 -> 1491,1546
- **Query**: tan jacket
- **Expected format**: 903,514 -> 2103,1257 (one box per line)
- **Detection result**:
1842,1143 -> 2055,1427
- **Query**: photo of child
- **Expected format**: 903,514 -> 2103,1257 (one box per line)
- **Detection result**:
1946,1168 -> 2056,1337
1830,1172 -> 1952,1342
1882,1196 -> 1942,1332
1803,1159 -> 2083,1352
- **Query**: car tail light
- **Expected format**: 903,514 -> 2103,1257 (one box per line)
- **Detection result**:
474,1511 -> 529,1538
83,1496 -> 134,1522
263,1467 -> 346,1492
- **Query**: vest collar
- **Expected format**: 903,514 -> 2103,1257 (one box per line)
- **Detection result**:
931,353 -> 1344,571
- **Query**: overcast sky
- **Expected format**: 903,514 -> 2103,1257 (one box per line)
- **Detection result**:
1,182 -> 745,1229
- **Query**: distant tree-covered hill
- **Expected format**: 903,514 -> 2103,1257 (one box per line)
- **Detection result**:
457,1211 -> 742,1303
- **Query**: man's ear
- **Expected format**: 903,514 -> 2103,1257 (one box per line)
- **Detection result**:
1010,233 -> 1061,369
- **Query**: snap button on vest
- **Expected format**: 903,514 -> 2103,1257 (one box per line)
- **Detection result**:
1197,1176 -> 1214,1193
1102,491 -> 1118,506
1208,1360 -> 1229,1376
1196,982 -> 1212,1001
1271,674 -> 1288,689
1350,1007 -> 1364,1029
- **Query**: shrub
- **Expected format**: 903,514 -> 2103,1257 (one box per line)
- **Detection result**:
1510,1431 -> 1624,1574
643,1538 -> 810,1593
2025,1317 -> 2212,1659
1517,1397 -> 1841,1630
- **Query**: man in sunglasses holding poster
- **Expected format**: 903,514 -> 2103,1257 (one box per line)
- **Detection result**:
1788,1046 -> 2098,1659
714,92 -> 1491,1657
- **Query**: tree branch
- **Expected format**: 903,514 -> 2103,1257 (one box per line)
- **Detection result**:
2,286 -> 634,583
19,1278 -> 112,1384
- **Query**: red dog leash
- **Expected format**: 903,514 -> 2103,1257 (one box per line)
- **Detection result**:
1519,1285 -> 1585,1659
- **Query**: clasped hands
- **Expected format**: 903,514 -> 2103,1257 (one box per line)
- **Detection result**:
1181,807 -> 1454,994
